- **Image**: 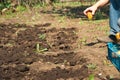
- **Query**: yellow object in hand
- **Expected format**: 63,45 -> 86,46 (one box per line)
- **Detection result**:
116,33 -> 120,40
87,12 -> 93,20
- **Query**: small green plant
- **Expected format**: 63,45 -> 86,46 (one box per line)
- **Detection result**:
103,60 -> 113,66
87,63 -> 97,69
79,21 -> 84,25
38,34 -> 46,40
73,30 -> 78,35
88,74 -> 94,80
0,1 -> 11,11
79,37 -> 87,45
4,43 -> 14,47
77,37 -> 87,48
58,16 -> 66,23
16,5 -> 26,12
36,43 -> 48,53
63,60 -> 68,65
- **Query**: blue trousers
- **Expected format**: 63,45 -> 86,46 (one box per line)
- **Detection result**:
109,0 -> 120,35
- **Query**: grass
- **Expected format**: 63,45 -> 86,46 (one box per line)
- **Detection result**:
53,1 -> 82,7
84,19 -> 109,33
58,16 -> 66,23
0,1 -> 109,34
16,6 -> 26,12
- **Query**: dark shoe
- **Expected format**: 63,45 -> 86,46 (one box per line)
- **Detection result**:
97,35 -> 117,43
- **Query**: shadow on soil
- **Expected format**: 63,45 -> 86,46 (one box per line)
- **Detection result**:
85,41 -> 101,46
40,5 -> 109,20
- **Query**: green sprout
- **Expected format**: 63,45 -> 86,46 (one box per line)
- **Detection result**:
88,74 -> 94,80
36,43 -> 48,53
87,63 -> 97,69
78,37 -> 87,49
38,34 -> 46,40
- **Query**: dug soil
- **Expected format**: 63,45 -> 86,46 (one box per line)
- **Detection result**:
0,4 -> 120,80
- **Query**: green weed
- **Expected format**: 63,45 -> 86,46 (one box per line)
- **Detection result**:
79,37 -> 87,45
87,63 -> 97,69
78,37 -> 87,48
53,1 -> 82,7
16,6 -> 26,12
36,43 -> 48,53
103,59 -> 113,66
88,74 -> 94,80
58,16 -> 66,23
38,34 -> 46,40
4,43 -> 14,47
79,21 -> 84,25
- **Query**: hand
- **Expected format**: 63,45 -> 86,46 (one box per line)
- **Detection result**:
83,6 -> 98,16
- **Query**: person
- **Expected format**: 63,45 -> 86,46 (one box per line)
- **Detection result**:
83,0 -> 120,43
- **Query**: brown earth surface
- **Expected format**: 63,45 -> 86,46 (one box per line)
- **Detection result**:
0,3 -> 120,80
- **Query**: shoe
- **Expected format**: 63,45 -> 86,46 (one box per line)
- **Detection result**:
97,35 -> 117,43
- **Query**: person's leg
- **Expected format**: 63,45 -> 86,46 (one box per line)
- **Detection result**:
97,0 -> 120,43
118,18 -> 120,27
109,0 -> 120,35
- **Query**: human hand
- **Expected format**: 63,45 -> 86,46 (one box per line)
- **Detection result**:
83,6 -> 97,16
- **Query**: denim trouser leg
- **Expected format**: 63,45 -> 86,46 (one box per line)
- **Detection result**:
118,18 -> 120,27
109,0 -> 120,35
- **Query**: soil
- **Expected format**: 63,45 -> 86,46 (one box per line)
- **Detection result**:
0,3 -> 120,80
